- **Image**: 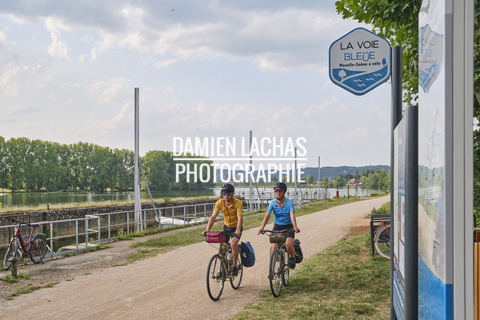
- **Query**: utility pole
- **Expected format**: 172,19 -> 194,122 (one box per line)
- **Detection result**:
134,88 -> 143,232
317,156 -> 321,199
249,130 -> 253,212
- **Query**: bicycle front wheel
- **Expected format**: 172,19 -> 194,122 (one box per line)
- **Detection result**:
374,224 -> 391,259
29,235 -> 47,264
282,249 -> 290,286
10,240 -> 19,278
230,263 -> 243,290
269,249 -> 283,297
206,254 -> 225,301
3,240 -> 17,270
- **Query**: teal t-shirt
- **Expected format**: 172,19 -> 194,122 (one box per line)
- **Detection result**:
267,198 -> 295,225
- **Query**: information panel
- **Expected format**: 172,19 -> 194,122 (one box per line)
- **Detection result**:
418,0 -> 450,318
393,117 -> 406,319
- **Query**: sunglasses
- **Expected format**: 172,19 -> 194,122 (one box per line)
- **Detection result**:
274,189 -> 285,193
222,192 -> 233,196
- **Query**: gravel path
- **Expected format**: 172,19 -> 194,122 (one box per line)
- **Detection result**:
0,196 -> 389,319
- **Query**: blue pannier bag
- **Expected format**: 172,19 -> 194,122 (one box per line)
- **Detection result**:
240,241 -> 255,267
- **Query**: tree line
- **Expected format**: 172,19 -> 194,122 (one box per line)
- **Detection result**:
305,168 -> 390,191
0,136 -> 390,193
0,137 -> 213,192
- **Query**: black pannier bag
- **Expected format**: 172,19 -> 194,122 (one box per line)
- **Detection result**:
294,239 -> 303,263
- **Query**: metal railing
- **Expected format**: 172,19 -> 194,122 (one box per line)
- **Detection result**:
0,202 -> 217,259
0,195 -> 319,262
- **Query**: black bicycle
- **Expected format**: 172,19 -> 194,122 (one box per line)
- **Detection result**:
203,231 -> 243,301
261,229 -> 292,297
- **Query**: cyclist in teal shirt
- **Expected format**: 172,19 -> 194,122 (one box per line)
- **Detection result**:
258,182 -> 300,269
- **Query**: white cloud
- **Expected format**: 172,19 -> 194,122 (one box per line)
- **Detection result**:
0,62 -> 44,96
0,1 -> 390,166
45,17 -> 70,59
154,58 -> 177,68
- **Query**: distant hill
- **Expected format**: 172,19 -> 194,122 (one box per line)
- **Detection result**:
216,165 -> 390,181
302,165 -> 390,180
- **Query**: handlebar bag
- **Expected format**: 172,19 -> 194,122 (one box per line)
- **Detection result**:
205,231 -> 227,243
269,233 -> 286,244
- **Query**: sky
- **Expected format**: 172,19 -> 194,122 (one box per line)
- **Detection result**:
0,0 -> 392,168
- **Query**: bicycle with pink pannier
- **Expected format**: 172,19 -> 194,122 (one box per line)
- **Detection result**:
202,231 -> 243,301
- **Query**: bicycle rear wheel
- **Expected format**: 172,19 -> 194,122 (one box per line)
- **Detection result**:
374,224 -> 391,259
282,249 -> 290,286
206,254 -> 225,301
29,235 -> 47,264
230,263 -> 243,289
269,249 -> 283,297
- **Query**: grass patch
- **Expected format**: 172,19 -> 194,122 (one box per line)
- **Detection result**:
232,232 -> 390,320
6,282 -> 57,300
1,273 -> 31,283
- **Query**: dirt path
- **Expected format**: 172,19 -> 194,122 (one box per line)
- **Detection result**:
0,196 -> 389,319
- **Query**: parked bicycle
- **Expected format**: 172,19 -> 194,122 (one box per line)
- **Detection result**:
203,231 -> 243,301
260,229 -> 293,297
3,218 -> 47,278
373,220 -> 391,259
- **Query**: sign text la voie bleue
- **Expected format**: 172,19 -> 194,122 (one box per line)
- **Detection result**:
340,39 -> 380,62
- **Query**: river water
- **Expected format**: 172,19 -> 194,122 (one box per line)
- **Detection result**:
0,187 -> 380,209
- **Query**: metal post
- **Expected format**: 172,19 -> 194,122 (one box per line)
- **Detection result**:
75,221 -> 79,252
405,105 -> 418,319
318,156 -> 321,199
294,147 -> 299,206
134,88 -> 143,232
390,46 -> 403,320
183,207 -> 187,225
249,130 -> 253,212
85,218 -> 89,247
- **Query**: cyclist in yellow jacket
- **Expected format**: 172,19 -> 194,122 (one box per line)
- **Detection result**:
203,183 -> 243,276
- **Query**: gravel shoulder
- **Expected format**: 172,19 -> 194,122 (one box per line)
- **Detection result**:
0,196 -> 389,319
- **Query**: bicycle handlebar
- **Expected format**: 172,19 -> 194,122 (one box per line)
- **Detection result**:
201,232 -> 240,239
260,229 -> 299,235
9,217 -> 39,228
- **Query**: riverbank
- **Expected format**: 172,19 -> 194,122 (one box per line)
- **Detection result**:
0,188 -> 385,212
0,195 -> 218,214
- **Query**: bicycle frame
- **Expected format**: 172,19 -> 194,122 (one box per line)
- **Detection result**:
374,220 -> 390,234
216,242 -> 232,271
14,224 -> 35,254
212,235 -> 238,273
